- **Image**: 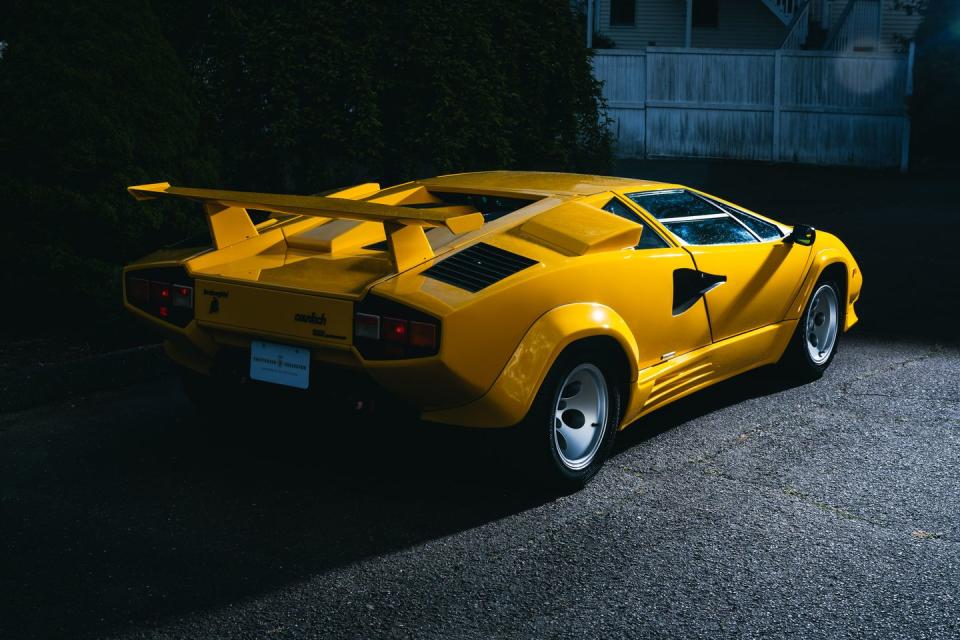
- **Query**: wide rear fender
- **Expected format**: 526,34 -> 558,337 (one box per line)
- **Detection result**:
422,303 -> 639,428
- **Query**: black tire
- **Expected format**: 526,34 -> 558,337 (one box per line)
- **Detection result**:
516,344 -> 623,492
780,277 -> 843,380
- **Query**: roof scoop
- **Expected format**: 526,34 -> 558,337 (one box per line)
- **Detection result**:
518,201 -> 642,255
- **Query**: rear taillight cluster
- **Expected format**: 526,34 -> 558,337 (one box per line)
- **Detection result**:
125,267 -> 194,328
353,295 -> 440,360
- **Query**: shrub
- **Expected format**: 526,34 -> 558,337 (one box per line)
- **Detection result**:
0,0 -> 611,340
0,0 -> 215,335
188,0 -> 612,189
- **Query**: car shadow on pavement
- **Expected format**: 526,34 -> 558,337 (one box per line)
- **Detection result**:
614,364 -> 809,452
1,363 -> 811,640
1,391 -> 553,639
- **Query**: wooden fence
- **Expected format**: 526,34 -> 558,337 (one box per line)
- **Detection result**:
594,46 -> 914,170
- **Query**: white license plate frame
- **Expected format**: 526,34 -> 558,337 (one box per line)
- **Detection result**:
249,340 -> 310,389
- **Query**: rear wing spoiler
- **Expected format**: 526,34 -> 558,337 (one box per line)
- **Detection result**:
128,182 -> 485,271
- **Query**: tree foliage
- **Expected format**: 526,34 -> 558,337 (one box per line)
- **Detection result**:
0,0 -> 215,330
0,0 -> 611,337
185,0 -> 611,190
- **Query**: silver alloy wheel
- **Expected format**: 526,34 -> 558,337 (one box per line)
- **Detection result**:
805,283 -> 839,365
553,363 -> 608,471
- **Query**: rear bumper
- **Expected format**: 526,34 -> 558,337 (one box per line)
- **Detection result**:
193,342 -> 396,409
125,264 -> 532,425
162,325 -> 494,422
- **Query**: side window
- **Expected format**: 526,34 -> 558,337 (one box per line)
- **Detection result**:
711,201 -> 783,240
627,190 -> 717,219
661,217 -> 755,245
626,190 -> 759,246
602,197 -> 669,249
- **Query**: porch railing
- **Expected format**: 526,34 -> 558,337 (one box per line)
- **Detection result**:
780,0 -> 811,49
763,0 -> 804,24
824,0 -> 883,51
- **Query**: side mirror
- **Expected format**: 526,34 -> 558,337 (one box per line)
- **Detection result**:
785,224 -> 816,246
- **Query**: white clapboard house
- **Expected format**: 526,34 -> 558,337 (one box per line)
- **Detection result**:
585,0 -> 925,52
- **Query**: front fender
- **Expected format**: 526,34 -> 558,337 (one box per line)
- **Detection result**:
785,241 -> 863,331
421,303 -> 639,428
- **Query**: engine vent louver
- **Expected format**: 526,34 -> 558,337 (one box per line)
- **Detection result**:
423,243 -> 538,292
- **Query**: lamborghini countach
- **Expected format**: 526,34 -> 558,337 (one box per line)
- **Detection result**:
123,172 -> 861,488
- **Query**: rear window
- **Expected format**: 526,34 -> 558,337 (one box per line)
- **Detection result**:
362,191 -> 537,253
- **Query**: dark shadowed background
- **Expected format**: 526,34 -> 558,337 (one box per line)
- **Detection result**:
0,0 -> 612,344
0,0 -> 956,351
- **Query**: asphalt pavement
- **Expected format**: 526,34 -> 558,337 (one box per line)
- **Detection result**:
3,161 -> 959,639
2,332 -> 958,639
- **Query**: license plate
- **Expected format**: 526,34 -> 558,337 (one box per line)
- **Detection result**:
250,340 -> 310,389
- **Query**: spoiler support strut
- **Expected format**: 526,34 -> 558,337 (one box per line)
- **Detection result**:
128,182 -> 485,272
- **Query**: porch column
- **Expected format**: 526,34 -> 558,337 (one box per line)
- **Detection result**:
586,0 -> 594,48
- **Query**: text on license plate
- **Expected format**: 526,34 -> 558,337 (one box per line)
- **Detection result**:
249,340 -> 310,389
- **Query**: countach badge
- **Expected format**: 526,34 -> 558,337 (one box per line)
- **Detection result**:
294,312 -> 327,326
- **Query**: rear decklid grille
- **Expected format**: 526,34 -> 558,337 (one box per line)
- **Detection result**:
423,243 -> 538,292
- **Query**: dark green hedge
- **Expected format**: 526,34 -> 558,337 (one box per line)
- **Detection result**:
0,0 -> 611,339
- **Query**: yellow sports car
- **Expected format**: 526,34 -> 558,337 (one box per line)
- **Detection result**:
123,172 -> 862,488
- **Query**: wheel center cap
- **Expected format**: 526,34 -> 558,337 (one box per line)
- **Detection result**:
814,312 -> 826,327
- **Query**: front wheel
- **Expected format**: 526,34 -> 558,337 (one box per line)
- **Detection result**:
781,278 -> 843,379
517,346 -> 622,491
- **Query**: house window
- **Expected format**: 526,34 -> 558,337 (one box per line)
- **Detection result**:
610,0 -> 636,26
692,0 -> 719,28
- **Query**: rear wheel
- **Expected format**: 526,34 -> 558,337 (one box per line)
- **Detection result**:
518,345 -> 622,491
781,278 -> 842,379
